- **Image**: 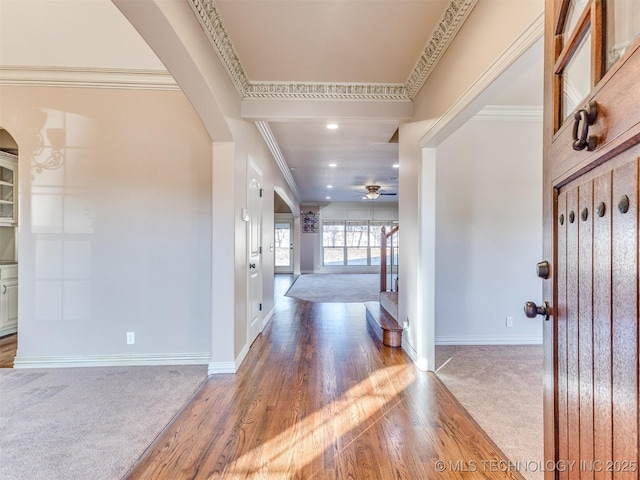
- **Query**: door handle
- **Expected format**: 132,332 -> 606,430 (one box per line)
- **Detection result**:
572,100 -> 598,151
524,301 -> 551,320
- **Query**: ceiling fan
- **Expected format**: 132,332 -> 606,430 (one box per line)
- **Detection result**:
362,185 -> 397,200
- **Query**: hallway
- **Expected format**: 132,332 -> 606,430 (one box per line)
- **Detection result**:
126,281 -> 523,479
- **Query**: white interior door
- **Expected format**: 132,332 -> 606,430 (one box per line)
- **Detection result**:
248,161 -> 263,346
274,220 -> 293,273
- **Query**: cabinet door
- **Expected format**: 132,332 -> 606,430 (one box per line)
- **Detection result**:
4,279 -> 18,327
0,158 -> 16,225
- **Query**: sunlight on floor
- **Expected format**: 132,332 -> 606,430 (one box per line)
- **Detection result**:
223,364 -> 416,477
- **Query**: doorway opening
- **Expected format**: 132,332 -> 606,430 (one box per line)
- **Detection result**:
0,127 -> 19,368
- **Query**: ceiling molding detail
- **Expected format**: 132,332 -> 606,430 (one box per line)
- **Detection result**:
0,66 -> 179,90
245,82 -> 407,101
255,121 -> 301,202
190,0 -> 250,97
405,0 -> 478,99
189,0 -> 476,102
475,105 -> 543,121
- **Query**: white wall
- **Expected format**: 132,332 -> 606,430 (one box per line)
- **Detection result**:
434,117 -> 543,343
0,86 -> 213,364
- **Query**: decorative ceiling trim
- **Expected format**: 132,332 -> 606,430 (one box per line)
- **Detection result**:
405,0 -> 478,99
245,82 -> 407,101
0,66 -> 179,90
189,0 -> 476,102
255,121 -> 301,202
190,0 -> 249,97
475,105 -> 543,121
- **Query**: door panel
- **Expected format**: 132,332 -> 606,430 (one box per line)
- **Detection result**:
566,187 -> 580,480
593,171 -> 612,480
611,160 -> 637,476
557,191 -> 569,480
555,160 -> 639,479
578,180 -> 594,480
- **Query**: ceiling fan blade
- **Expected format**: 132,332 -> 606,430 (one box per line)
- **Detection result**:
380,192 -> 397,195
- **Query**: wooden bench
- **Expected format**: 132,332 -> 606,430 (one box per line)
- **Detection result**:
365,301 -> 403,348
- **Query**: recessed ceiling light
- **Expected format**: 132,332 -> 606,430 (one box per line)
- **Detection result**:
326,196 -> 331,200
326,123 -> 339,130
328,163 -> 337,168
392,164 -> 400,168
327,185 -> 333,189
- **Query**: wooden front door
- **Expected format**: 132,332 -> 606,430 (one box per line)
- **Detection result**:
542,1 -> 640,479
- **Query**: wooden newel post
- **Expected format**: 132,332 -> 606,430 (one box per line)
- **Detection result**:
380,226 -> 387,292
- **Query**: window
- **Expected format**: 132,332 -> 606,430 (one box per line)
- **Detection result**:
346,221 -> 368,265
322,220 -> 397,266
322,221 -> 344,265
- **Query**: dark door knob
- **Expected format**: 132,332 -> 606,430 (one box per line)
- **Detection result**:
249,263 -> 256,269
524,301 -> 551,320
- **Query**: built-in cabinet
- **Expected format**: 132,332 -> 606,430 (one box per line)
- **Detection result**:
0,151 -> 17,337
0,264 -> 17,336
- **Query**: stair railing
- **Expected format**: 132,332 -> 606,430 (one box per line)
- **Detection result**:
380,225 -> 399,292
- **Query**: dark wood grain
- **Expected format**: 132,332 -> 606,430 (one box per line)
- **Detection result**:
612,160 -> 638,480
566,187 -> 581,480
593,171 -> 612,480
557,190 -> 569,480
0,333 -> 16,368
578,180 -> 594,480
125,299 -> 525,480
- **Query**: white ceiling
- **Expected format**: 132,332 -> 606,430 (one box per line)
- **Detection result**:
215,0 -> 449,84
0,0 -> 543,206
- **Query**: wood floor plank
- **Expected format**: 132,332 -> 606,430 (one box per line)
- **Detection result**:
125,296 -> 526,480
0,333 -> 16,368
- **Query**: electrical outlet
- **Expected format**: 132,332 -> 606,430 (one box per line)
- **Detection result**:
506,317 -> 513,328
127,332 -> 135,345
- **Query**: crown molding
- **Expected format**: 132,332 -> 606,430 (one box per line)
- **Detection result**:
475,105 -> 543,121
189,0 -> 476,102
245,82 -> 408,101
255,121 -> 301,202
0,66 -> 179,90
190,0 -> 250,97
405,0 -> 478,100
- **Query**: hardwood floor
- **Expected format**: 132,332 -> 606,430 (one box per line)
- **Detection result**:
0,333 -> 16,368
126,295 -> 523,479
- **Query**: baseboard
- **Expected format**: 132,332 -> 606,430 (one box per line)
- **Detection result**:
207,338 -> 252,375
262,306 -> 276,329
435,335 -> 543,345
0,325 -> 17,337
208,361 -> 236,375
401,337 -> 417,362
14,352 -> 210,369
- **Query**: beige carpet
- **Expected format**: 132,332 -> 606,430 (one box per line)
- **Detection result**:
0,365 -> 208,480
435,345 -> 544,480
285,273 -> 380,303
